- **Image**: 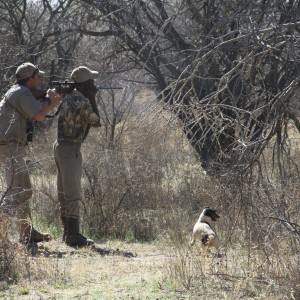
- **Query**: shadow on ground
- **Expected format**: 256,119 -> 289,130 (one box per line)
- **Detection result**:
26,242 -> 136,258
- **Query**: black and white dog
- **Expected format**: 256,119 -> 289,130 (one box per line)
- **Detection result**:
190,207 -> 220,252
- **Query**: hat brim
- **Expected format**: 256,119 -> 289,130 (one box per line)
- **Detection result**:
90,70 -> 99,79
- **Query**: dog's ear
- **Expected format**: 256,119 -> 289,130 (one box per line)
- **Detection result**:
203,208 -> 220,220
203,207 -> 215,215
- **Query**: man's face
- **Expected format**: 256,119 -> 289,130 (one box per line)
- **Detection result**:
27,73 -> 41,89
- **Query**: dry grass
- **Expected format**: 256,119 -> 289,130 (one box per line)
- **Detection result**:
166,245 -> 300,300
1,240 -> 172,299
1,238 -> 299,299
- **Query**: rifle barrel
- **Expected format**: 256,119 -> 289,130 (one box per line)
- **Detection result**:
96,86 -> 123,90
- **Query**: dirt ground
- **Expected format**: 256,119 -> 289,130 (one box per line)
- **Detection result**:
1,240 -> 179,300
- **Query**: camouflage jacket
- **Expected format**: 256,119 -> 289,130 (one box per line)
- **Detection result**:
57,90 -> 100,144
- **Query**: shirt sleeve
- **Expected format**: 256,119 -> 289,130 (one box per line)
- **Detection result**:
17,89 -> 43,119
82,99 -> 100,125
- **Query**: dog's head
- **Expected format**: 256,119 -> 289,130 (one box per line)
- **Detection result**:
199,207 -> 220,223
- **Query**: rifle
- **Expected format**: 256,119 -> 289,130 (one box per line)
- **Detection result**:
31,81 -> 75,100
31,81 -> 123,100
50,80 -> 123,91
29,81 -> 123,142
50,80 -> 123,114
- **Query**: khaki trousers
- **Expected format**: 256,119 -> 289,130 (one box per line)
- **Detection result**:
53,141 -> 82,219
0,143 -> 32,218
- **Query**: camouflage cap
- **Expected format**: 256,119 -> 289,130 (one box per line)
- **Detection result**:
15,62 -> 45,80
71,66 -> 99,83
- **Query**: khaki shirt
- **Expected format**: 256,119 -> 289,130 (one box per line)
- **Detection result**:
0,84 -> 43,144
57,90 -> 100,144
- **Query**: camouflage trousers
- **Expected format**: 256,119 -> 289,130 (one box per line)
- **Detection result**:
53,140 -> 82,219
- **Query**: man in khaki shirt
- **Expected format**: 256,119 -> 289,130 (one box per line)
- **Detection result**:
0,62 -> 61,244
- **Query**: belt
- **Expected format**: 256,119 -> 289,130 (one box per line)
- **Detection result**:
0,140 -> 24,146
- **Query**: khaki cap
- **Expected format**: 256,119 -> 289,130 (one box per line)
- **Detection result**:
15,62 -> 45,80
71,66 -> 99,83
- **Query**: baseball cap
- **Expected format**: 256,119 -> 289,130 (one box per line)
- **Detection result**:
71,66 -> 99,83
15,62 -> 45,80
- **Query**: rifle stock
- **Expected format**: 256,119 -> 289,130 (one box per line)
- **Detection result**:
31,89 -> 47,100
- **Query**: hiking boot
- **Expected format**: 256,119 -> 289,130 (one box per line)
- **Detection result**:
18,205 -> 52,244
65,232 -> 94,247
19,226 -> 52,244
62,217 -> 94,247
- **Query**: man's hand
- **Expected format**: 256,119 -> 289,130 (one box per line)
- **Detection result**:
47,89 -> 63,107
34,89 -> 63,121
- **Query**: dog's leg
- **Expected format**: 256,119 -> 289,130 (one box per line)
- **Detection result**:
190,237 -> 195,246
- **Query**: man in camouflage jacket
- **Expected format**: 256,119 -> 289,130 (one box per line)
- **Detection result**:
53,66 -> 101,247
